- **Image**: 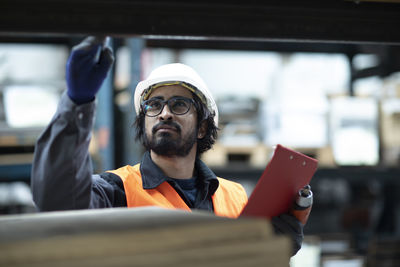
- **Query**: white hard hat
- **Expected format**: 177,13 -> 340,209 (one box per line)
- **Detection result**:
134,63 -> 219,126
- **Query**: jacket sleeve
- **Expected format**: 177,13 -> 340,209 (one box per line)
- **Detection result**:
31,92 -> 126,211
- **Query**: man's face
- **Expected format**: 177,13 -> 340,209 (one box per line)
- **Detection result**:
143,85 -> 200,157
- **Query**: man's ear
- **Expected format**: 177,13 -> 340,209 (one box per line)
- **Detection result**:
197,120 -> 207,139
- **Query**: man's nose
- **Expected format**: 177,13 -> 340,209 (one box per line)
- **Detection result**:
159,104 -> 173,120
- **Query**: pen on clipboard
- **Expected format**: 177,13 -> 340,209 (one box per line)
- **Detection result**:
291,185 -> 313,225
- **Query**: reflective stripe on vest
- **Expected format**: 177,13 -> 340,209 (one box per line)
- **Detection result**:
107,164 -> 248,218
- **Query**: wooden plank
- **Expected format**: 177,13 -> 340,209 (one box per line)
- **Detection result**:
0,207 -> 291,267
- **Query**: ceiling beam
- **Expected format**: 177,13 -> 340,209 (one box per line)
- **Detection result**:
1,1 -> 400,44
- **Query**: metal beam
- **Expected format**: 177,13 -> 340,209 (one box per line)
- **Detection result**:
146,39 -> 364,53
1,1 -> 400,44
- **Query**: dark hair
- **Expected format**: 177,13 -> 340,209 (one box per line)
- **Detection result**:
134,92 -> 218,156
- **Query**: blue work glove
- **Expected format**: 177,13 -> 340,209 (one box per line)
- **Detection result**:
66,36 -> 114,104
271,213 -> 304,256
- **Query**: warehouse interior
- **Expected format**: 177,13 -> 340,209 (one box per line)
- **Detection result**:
1,0 -> 400,266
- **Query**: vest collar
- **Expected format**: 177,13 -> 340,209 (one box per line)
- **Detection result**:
139,151 -> 219,195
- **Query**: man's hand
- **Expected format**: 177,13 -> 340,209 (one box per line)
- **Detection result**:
66,36 -> 115,104
271,213 -> 304,256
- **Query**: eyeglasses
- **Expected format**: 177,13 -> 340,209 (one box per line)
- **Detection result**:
142,96 -> 197,117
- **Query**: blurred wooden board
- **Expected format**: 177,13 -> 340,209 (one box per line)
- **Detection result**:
0,207 -> 291,267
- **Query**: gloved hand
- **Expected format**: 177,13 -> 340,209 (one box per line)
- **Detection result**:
66,36 -> 114,104
271,213 -> 304,256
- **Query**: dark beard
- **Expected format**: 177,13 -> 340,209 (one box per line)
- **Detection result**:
144,121 -> 198,157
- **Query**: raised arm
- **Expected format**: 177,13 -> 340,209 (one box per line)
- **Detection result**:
31,37 -> 114,211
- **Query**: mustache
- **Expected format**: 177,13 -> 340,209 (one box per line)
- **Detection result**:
152,121 -> 181,134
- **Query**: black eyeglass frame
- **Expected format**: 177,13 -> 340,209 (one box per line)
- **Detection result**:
141,96 -> 198,117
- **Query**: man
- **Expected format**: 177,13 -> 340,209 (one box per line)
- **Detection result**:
31,36 -> 304,255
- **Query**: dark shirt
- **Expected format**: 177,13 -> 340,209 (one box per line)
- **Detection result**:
169,176 -> 198,207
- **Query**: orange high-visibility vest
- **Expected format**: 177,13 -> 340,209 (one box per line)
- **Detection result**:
108,164 -> 248,218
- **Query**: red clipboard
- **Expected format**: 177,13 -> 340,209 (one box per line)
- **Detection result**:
240,144 -> 318,219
